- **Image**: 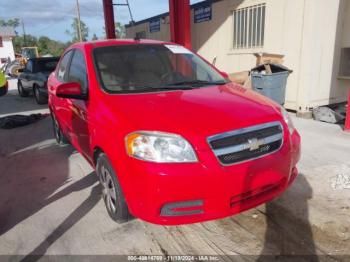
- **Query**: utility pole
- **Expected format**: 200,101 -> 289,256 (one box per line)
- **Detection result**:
21,19 -> 27,46
76,0 -> 83,42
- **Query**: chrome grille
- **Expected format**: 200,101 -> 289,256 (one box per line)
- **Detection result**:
207,121 -> 283,165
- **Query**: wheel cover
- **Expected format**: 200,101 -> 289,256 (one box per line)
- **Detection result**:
18,82 -> 23,94
53,118 -> 60,142
35,88 -> 40,100
99,165 -> 117,214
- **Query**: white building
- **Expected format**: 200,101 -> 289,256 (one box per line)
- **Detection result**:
126,0 -> 350,115
0,26 -> 15,68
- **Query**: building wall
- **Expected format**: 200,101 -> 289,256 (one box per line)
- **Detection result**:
126,17 -> 170,42
126,0 -> 349,112
0,37 -> 15,67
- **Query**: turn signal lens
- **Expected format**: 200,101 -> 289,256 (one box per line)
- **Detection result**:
281,107 -> 295,134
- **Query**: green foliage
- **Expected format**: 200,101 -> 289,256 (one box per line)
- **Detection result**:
65,18 -> 89,42
91,33 -> 98,41
13,34 -> 68,57
115,22 -> 126,39
0,18 -> 20,28
102,23 -> 126,39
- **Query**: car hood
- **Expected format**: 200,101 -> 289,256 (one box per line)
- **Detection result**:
102,83 -> 283,149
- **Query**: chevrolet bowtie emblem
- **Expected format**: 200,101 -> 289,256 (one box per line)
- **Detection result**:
245,138 -> 265,151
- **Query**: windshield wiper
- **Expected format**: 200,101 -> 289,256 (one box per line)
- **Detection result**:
116,85 -> 195,93
148,86 -> 194,91
165,80 -> 228,87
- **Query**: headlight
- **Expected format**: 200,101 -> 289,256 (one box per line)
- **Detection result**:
281,107 -> 295,134
125,131 -> 198,163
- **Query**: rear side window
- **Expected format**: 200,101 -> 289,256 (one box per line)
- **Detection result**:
26,61 -> 33,72
57,51 -> 73,82
37,59 -> 59,72
68,50 -> 88,94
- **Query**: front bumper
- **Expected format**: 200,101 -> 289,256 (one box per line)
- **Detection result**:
117,130 -> 301,225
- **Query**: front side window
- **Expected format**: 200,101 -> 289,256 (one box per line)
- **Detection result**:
68,50 -> 88,94
233,4 -> 266,49
57,51 -> 73,82
93,44 -> 227,93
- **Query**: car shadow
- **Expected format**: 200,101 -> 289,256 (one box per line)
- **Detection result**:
0,82 -> 48,117
0,117 -> 100,259
21,183 -> 101,262
257,174 -> 319,261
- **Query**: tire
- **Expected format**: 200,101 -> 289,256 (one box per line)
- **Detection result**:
51,114 -> 69,145
34,85 -> 48,105
96,153 -> 131,223
17,80 -> 29,97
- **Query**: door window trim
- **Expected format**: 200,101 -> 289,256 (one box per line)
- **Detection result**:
56,49 -> 75,83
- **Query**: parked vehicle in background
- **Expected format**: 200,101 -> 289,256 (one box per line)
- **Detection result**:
18,57 -> 59,104
0,71 -> 8,97
48,40 -> 301,225
3,47 -> 40,77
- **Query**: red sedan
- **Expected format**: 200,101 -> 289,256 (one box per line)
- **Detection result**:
48,39 -> 300,225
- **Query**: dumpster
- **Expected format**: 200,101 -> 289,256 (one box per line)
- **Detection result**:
251,63 -> 292,105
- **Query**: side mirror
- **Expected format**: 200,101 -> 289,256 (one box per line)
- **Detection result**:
56,82 -> 86,100
219,71 -> 229,79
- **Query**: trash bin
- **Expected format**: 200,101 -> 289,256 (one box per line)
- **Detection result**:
251,63 -> 292,105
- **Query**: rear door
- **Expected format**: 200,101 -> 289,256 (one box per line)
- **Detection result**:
49,50 -> 74,134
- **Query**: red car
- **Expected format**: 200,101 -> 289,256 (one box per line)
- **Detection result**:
48,40 -> 300,225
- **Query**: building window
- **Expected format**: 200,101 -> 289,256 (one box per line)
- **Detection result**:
233,4 -> 266,49
0,37 -> 3,47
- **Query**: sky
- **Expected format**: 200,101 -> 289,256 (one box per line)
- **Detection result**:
0,0 -> 203,42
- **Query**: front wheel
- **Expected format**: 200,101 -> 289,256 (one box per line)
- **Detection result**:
17,80 -> 29,97
51,114 -> 68,145
34,86 -> 48,105
96,153 -> 131,223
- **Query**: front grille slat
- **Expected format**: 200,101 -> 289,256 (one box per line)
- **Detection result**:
208,121 -> 284,165
210,125 -> 281,149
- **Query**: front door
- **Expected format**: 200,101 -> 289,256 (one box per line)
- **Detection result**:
66,49 -> 91,159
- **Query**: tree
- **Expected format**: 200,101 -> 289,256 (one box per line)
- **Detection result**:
102,22 -> 126,39
37,36 -> 67,57
115,22 -> 126,39
65,18 -> 89,43
13,35 -> 37,53
12,34 -> 67,57
0,18 -> 20,28
91,33 -> 98,41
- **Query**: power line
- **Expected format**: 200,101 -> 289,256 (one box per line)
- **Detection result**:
114,0 -> 135,23
28,8 -> 76,35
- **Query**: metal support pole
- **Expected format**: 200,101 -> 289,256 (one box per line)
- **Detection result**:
103,0 -> 116,39
76,0 -> 83,42
345,89 -> 350,132
169,0 -> 192,49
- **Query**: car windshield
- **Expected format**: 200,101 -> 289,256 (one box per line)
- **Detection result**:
93,44 -> 229,93
36,59 -> 59,72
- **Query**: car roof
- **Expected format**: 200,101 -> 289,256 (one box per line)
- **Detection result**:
70,39 -> 176,49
